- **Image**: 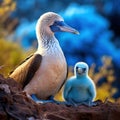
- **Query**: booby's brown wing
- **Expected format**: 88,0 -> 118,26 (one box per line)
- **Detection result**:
9,54 -> 42,88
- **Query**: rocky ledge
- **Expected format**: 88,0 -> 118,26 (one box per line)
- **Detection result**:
0,74 -> 120,120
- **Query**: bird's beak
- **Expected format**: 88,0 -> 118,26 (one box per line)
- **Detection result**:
77,68 -> 83,74
59,22 -> 79,35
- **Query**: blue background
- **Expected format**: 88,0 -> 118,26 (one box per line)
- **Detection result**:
6,0 -> 120,99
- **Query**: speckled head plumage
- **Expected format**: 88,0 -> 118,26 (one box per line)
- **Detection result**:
74,62 -> 89,76
39,12 -> 63,25
36,12 -> 79,42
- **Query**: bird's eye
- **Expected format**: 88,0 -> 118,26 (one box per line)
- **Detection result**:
53,21 -> 64,26
76,66 -> 79,70
54,21 -> 58,25
82,68 -> 86,72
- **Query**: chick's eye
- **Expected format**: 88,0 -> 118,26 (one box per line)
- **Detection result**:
76,66 -> 79,70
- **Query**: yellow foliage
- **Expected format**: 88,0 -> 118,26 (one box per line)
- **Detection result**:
4,0 -> 12,4
107,75 -> 115,83
0,39 -> 34,77
0,0 -> 16,37
95,83 -> 117,102
89,56 -> 117,102
55,88 -> 64,101
0,0 -> 16,17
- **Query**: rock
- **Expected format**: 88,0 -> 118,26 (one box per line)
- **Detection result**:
0,84 -> 11,94
0,74 -> 120,120
0,74 -> 42,120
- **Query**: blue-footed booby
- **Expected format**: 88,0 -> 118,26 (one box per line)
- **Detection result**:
63,62 -> 96,106
9,12 -> 79,103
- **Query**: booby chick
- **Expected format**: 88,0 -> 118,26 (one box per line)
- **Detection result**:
63,62 -> 96,106
9,12 -> 79,103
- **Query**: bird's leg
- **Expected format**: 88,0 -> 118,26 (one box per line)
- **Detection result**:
31,94 -> 40,102
30,94 -> 80,106
30,94 -> 69,104
88,101 -> 97,107
31,94 -> 55,104
47,96 -> 72,105
78,100 -> 97,107
69,100 -> 78,107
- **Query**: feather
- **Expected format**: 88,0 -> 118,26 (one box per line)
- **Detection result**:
10,54 -> 42,88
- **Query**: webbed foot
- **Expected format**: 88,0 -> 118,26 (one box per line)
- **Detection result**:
31,94 -> 56,104
78,101 -> 98,107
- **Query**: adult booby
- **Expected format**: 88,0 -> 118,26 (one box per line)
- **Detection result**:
63,62 -> 96,106
9,12 -> 79,103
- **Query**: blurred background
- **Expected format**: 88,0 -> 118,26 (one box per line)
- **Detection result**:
0,0 -> 120,102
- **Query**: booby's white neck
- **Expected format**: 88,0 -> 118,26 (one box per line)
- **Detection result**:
35,17 -> 62,55
36,33 -> 61,55
38,33 -> 57,47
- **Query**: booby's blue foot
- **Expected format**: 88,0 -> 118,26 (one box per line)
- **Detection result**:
88,101 -> 97,106
31,94 -> 56,104
78,101 -> 97,107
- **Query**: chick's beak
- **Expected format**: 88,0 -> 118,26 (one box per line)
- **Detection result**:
77,68 -> 83,74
